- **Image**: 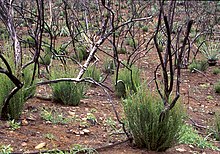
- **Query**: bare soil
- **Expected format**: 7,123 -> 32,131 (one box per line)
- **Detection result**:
0,50 -> 220,154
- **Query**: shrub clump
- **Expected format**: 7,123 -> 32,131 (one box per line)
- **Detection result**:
115,66 -> 141,97
214,81 -> 220,93
188,60 -> 208,72
84,65 -> 101,82
123,86 -> 185,151
0,65 -> 35,119
213,68 -> 220,75
51,68 -> 86,106
213,111 -> 220,141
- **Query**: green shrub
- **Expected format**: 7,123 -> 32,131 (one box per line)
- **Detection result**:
84,65 -> 101,82
22,35 -> 35,48
115,66 -> 141,97
103,58 -> 115,74
141,25 -> 148,32
213,111 -> 220,141
0,73 -> 24,119
123,86 -> 185,151
51,68 -> 86,106
0,61 -> 35,119
118,47 -> 127,54
125,37 -> 137,48
0,27 -> 9,40
188,60 -> 208,72
74,45 -> 88,62
22,65 -> 36,99
214,81 -> 220,93
213,68 -> 220,75
39,45 -> 52,66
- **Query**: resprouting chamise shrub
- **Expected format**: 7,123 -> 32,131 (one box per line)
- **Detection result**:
39,45 -> 52,66
214,81 -> 220,93
188,60 -> 208,72
115,66 -> 141,97
213,111 -> 220,141
213,68 -> 220,75
22,65 -> 36,100
84,65 -> 102,82
179,124 -> 218,150
0,73 -> 24,119
141,25 -> 149,32
103,58 -> 115,74
118,47 -> 127,54
73,45 -> 88,62
125,37 -> 137,48
22,35 -> 35,48
123,86 -> 185,151
51,68 -> 86,106
0,61 -> 35,119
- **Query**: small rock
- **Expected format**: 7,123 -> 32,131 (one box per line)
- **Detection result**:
68,111 -> 75,116
82,129 -> 90,134
21,119 -> 29,126
176,148 -> 186,152
189,144 -> 194,148
35,142 -> 46,149
79,131 -> 85,135
21,142 -> 27,147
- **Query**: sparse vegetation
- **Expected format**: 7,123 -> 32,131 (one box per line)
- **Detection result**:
0,1 -> 219,153
179,124 -> 218,150
40,108 -> 72,124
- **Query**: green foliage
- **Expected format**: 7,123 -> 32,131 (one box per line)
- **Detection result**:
0,145 -> 13,154
118,47 -> 127,54
125,37 -> 137,48
22,65 -> 36,100
179,124 -> 218,150
213,68 -> 220,75
0,27 -> 9,40
0,73 -> 24,119
22,35 -> 35,48
213,111 -> 220,141
188,60 -> 208,72
0,55 -> 35,119
51,68 -> 86,106
141,25 -> 149,32
103,58 -> 115,74
71,144 -> 98,154
200,41 -> 220,61
123,86 -> 185,151
116,66 -> 141,97
7,119 -> 20,130
74,45 -> 88,62
84,65 -> 102,82
115,80 -> 126,98
40,108 -> 72,124
39,45 -> 52,66
214,81 -> 220,93
44,133 -> 57,141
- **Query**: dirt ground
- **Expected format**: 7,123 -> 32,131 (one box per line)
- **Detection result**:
0,50 -> 220,154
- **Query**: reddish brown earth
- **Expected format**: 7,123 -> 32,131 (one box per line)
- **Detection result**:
0,49 -> 220,154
